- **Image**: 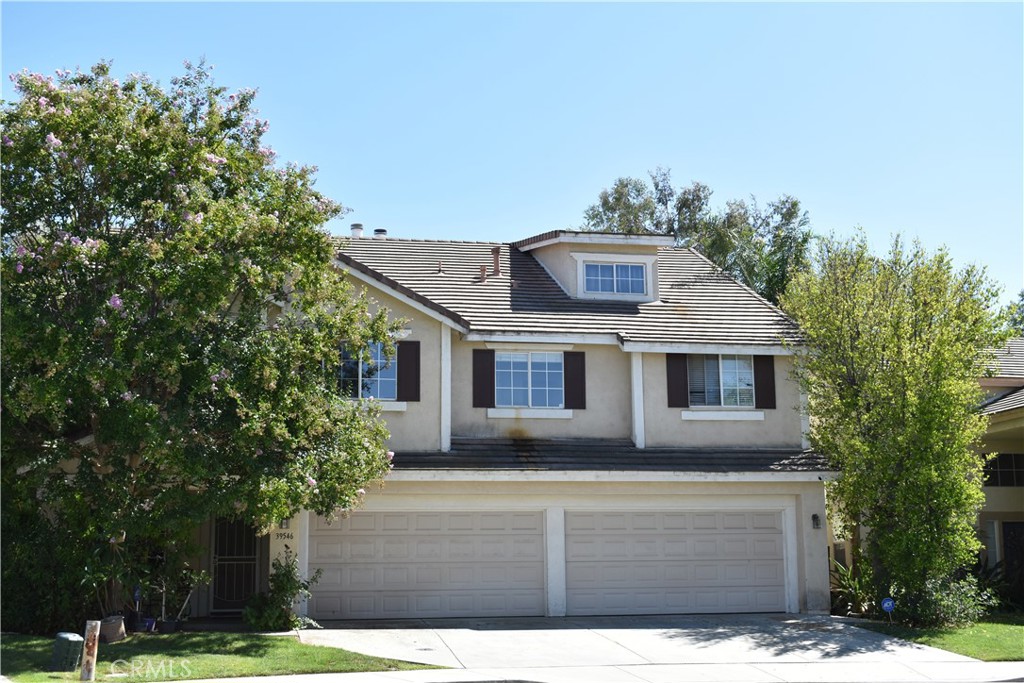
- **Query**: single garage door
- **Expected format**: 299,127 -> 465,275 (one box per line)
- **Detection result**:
308,511 -> 545,619
566,510 -> 786,615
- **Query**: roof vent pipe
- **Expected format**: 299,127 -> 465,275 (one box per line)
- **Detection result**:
479,264 -> 487,282
373,228 -> 388,239
350,223 -> 364,238
491,246 -> 501,276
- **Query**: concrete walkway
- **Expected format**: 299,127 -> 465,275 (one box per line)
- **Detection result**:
279,614 -> 1024,682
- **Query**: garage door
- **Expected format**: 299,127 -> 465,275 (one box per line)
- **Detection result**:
566,510 -> 785,615
308,511 -> 545,619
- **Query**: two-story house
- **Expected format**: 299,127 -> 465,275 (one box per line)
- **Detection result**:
197,229 -> 833,620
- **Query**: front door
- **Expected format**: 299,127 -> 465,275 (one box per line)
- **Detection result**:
211,518 -> 260,613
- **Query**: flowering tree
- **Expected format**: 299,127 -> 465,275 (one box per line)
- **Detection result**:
1,62 -> 396,631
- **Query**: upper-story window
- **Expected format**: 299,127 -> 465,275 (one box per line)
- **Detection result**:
571,252 -> 658,302
340,341 -> 398,400
688,354 -> 754,407
584,263 -> 646,295
984,453 -> 1023,487
495,351 -> 563,408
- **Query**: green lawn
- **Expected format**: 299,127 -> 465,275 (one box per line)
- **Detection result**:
0,631 -> 434,683
855,613 -> 1024,661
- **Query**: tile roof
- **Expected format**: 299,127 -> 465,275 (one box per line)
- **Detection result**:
981,385 -> 1024,416
336,237 -> 801,347
989,338 -> 1024,378
392,438 -> 830,473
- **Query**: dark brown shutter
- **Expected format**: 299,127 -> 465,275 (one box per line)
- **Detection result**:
395,341 -> 420,402
472,349 -> 495,408
666,353 -> 689,407
564,351 -> 586,409
753,355 -> 776,409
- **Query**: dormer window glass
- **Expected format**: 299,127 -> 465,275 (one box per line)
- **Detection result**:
584,262 -> 646,295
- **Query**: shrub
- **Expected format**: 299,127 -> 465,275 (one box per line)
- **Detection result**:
243,549 -> 322,631
830,559 -> 874,617
895,574 -> 999,627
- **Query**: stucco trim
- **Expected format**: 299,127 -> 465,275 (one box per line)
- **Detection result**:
487,408 -> 575,420
681,410 -> 764,421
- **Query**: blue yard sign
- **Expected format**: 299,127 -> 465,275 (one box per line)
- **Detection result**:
881,596 -> 895,623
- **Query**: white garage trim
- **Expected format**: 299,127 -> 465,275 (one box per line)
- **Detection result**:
783,504 -> 799,613
545,507 -> 567,617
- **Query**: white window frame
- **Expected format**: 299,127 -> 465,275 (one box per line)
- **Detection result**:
688,353 -> 755,408
570,252 -> 658,302
494,351 -> 565,409
340,341 -> 398,401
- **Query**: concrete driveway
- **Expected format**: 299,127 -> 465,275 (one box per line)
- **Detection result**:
295,613 -> 1020,682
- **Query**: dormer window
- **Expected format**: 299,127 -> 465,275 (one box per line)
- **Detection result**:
571,252 -> 658,302
584,263 -> 646,295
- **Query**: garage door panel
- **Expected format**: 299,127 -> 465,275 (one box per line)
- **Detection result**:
310,589 -> 546,620
566,510 -> 786,616
309,511 -> 545,619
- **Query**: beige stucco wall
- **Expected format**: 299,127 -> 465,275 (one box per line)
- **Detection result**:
982,487 -> 1024,514
356,288 -> 444,452
642,353 -> 803,448
529,242 -> 661,299
451,341 -> 631,440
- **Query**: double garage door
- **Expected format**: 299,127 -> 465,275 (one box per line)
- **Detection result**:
309,509 -> 785,619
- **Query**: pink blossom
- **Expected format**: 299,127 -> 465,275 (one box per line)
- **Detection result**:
2,135 -> 12,147
45,132 -> 62,148
121,391 -> 135,401
387,451 -> 395,461
15,245 -> 26,257
307,476 -> 317,487
15,262 -> 23,273
204,152 -> 227,165
38,96 -> 50,108
357,488 -> 366,496
108,293 -> 123,310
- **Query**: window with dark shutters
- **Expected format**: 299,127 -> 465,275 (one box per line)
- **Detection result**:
669,353 -> 776,409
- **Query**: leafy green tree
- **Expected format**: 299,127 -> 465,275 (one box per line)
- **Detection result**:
782,234 -> 1006,625
579,167 -> 811,304
1,62 -> 397,631
1002,289 -> 1024,335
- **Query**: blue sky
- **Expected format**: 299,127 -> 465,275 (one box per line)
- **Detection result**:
3,2 -> 1022,304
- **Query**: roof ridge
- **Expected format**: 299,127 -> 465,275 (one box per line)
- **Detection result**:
331,235 -> 506,246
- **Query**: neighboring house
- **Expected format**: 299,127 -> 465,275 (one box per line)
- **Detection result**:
195,229 -> 832,619
979,338 -> 1024,603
